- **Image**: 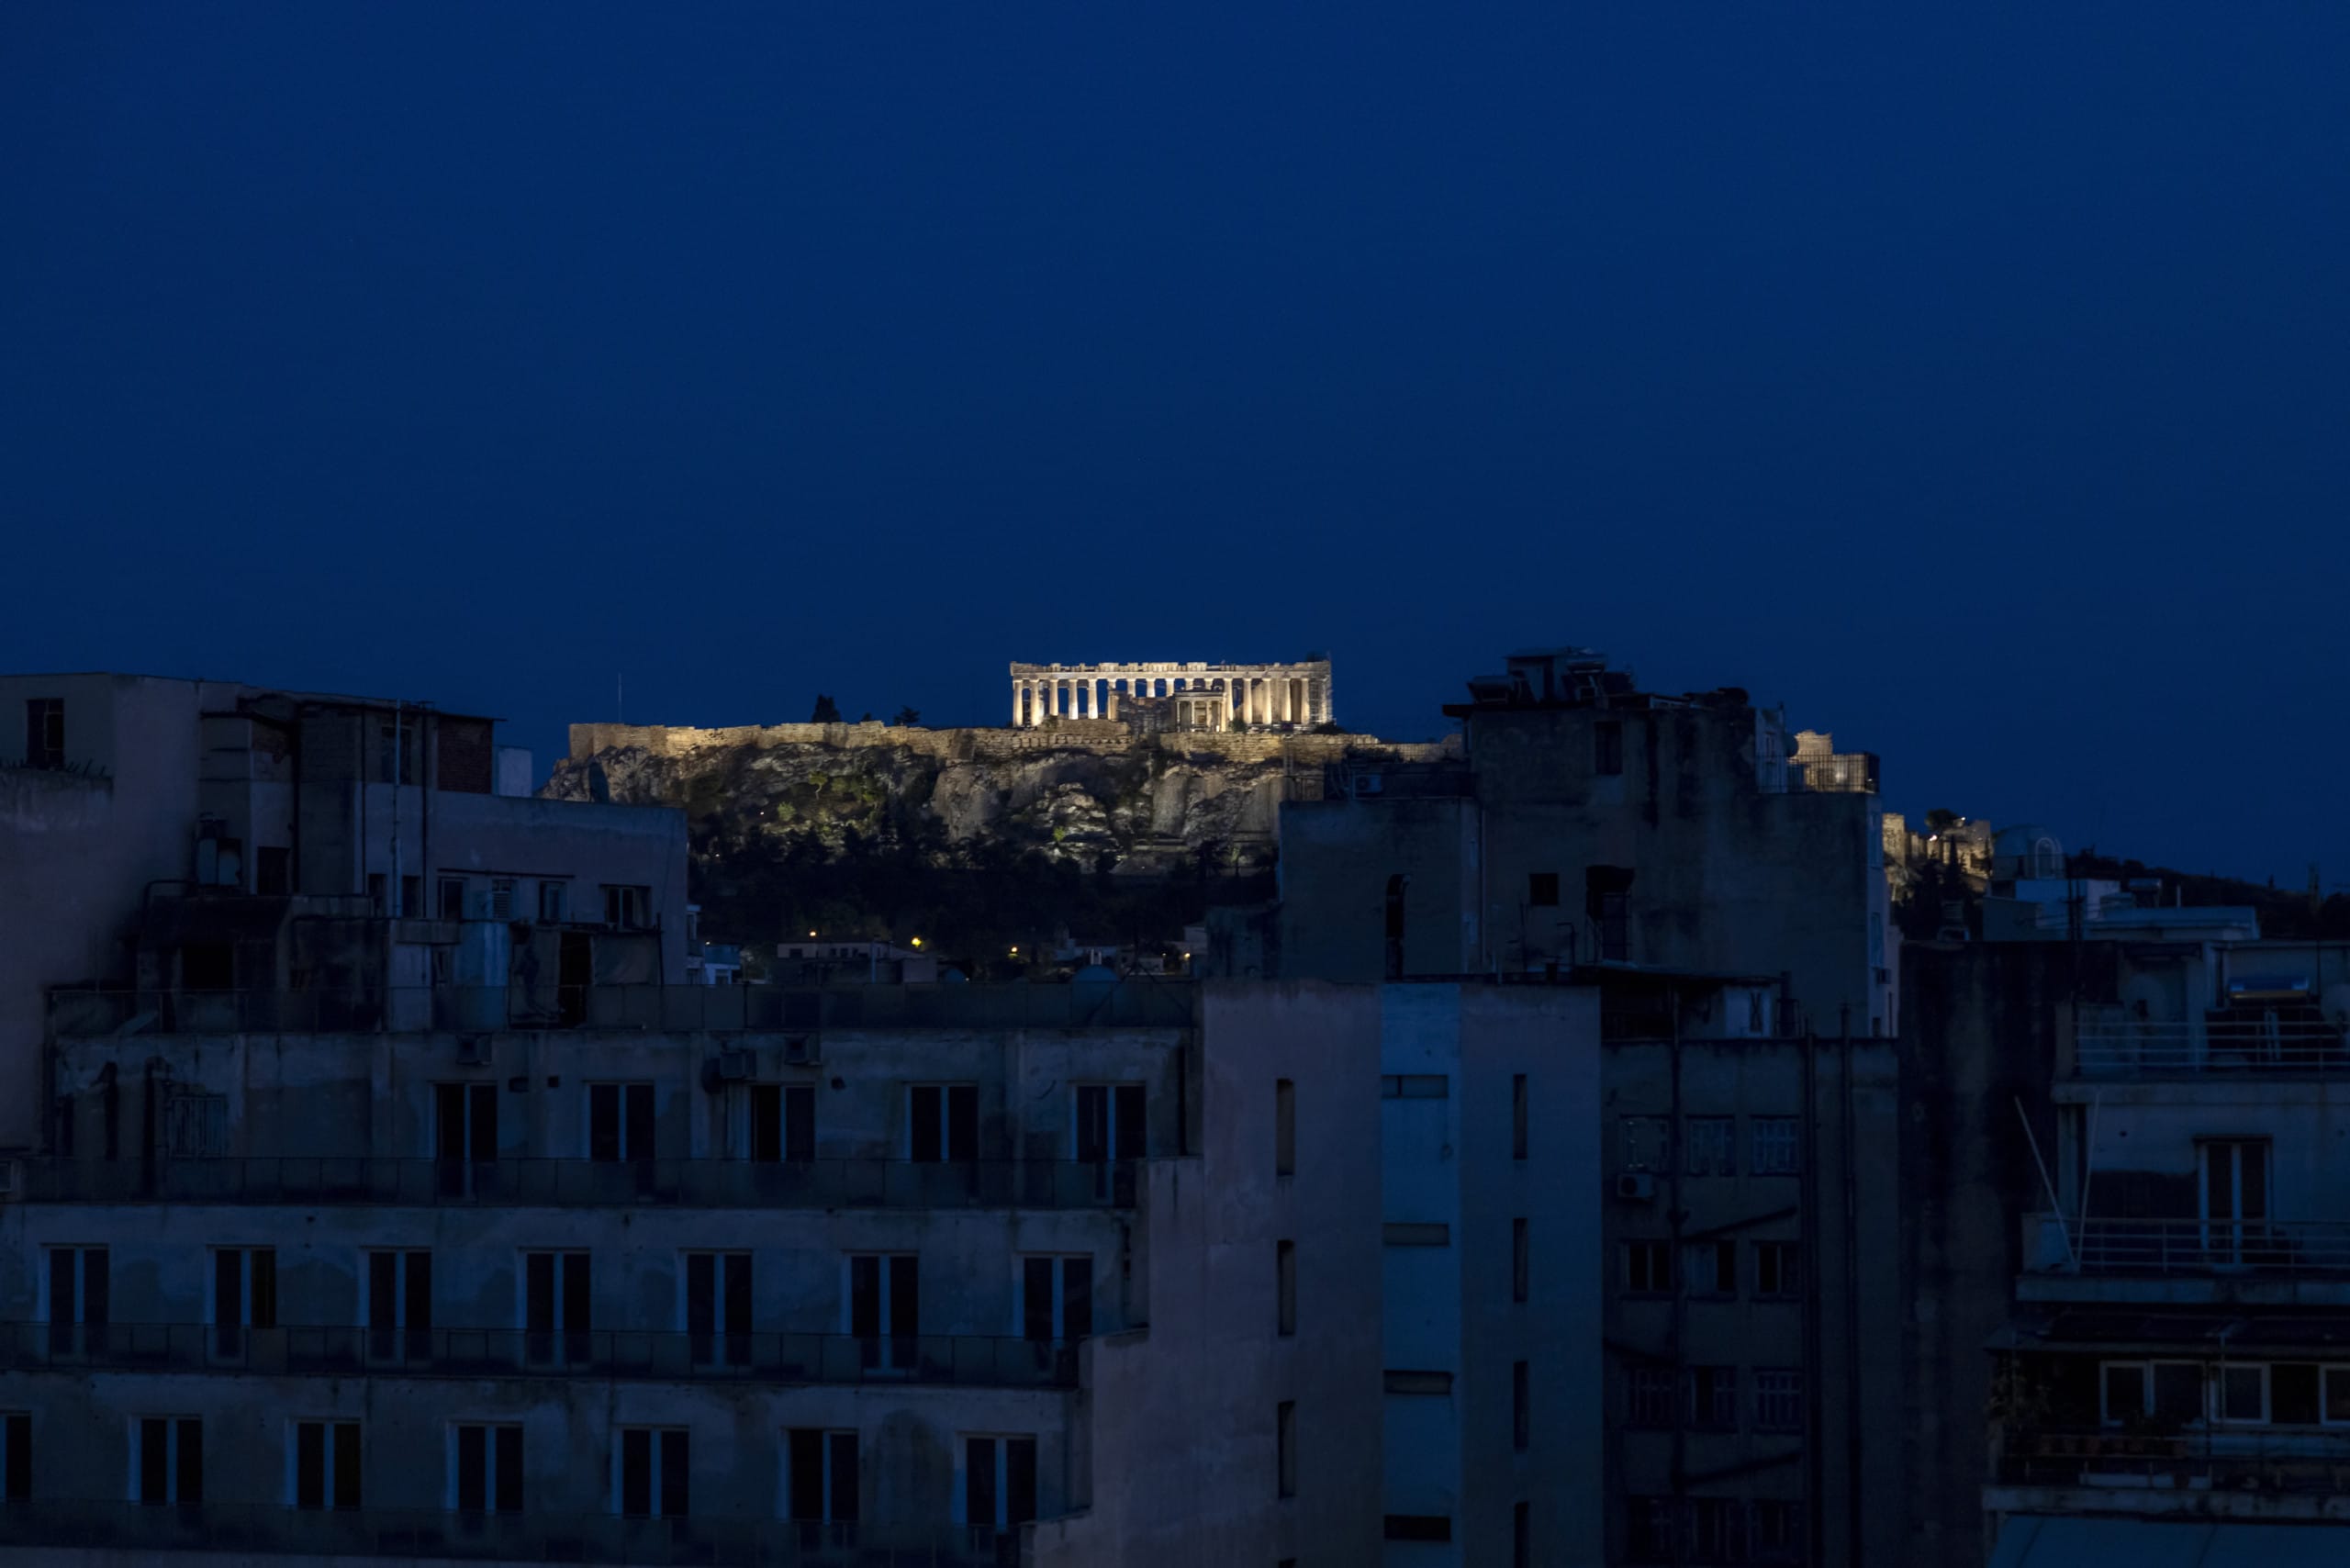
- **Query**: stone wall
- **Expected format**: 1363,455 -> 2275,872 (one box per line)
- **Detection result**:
568,720 -> 1458,769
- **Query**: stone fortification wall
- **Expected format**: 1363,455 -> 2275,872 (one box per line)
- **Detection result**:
568,721 -> 1458,767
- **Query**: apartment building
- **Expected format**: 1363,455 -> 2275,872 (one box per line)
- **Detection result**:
1983,939 -> 2350,1562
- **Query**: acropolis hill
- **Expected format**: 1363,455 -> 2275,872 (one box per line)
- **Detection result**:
554,659 -> 1448,877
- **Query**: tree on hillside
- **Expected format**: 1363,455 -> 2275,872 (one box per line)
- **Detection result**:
810,695 -> 843,723
892,707 -> 922,727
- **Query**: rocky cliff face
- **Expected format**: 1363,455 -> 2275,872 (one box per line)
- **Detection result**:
547,728 -> 1361,873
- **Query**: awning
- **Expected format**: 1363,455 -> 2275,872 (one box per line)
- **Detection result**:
1992,1516 -> 2350,1566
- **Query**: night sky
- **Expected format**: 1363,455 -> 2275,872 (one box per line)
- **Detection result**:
6,6 -> 2346,884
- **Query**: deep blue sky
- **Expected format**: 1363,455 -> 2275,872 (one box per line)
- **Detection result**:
6,6 -> 2346,884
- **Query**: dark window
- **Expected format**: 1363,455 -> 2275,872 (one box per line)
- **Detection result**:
434,1083 -> 498,1195
1512,1073 -> 1528,1160
1383,874 -> 1407,979
1752,1500 -> 1804,1561
751,1083 -> 814,1162
1075,1082 -> 1146,1161
367,873 -> 387,916
1594,721 -> 1624,776
964,1435 -> 1036,1529
617,1428 -> 688,1518
1624,1240 -> 1673,1294
538,881 -> 567,923
1513,1218 -> 1530,1303
181,943 -> 233,991
1277,1241 -> 1296,1337
2154,1361 -> 2204,1423
1689,1497 -> 1745,1564
1276,1402 -> 1296,1498
439,878 -> 466,919
255,847 -> 292,896
1686,1366 -> 1739,1431
455,1424 -> 523,1515
136,1417 -> 202,1504
588,1082 -> 655,1162
399,875 -> 420,919
292,1420 -> 359,1510
1627,1496 -> 1673,1563
523,1251 -> 590,1365
1585,866 -> 1635,961
1513,1360 -> 1530,1451
908,1084 -> 979,1161
1690,1239 -> 1738,1298
602,885 -> 651,930
1754,1369 -> 1805,1433
3,1413 -> 29,1500
1020,1255 -> 1092,1342
364,1249 -> 431,1361
26,699 -> 65,769
1514,1501 -> 1530,1568
787,1428 -> 859,1523
1755,1241 -> 1802,1299
1384,1516 -> 1453,1542
1274,1079 -> 1296,1176
47,1247 -> 108,1353
1381,1074 -> 1449,1099
1527,872 -> 1560,908
685,1252 -> 753,1366
1384,1222 -> 1450,1247
211,1248 -> 275,1357
848,1254 -> 919,1371
1384,1370 -> 1452,1394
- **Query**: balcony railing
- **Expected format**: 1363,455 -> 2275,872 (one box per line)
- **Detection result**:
0,1498 -> 1029,1565
2029,1215 -> 2350,1277
2074,1017 -> 2350,1076
47,981 -> 1196,1037
0,1323 -> 1080,1389
1996,1426 -> 2350,1495
17,1157 -> 1140,1210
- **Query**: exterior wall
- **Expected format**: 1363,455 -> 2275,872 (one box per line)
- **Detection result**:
1378,983 -> 1604,1567
1601,1034 -> 1902,1568
1277,801 -> 1478,983
1032,982 -> 1385,1568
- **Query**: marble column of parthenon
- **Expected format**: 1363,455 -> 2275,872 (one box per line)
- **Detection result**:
1009,660 -> 1335,729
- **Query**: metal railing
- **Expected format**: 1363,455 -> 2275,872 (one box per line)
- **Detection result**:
2031,1215 -> 2350,1276
0,1323 -> 1080,1389
0,1498 -> 1029,1565
17,1157 -> 1139,1211
48,981 -> 1197,1036
2073,1017 -> 2350,1076
1996,1427 -> 2350,1495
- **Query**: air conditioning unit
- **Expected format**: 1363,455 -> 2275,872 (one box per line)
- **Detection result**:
454,1036 -> 491,1066
715,1048 -> 754,1082
1614,1172 -> 1657,1202
782,1036 -> 819,1066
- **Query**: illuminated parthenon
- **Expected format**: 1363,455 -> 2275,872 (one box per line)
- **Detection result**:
1009,659 -> 1334,732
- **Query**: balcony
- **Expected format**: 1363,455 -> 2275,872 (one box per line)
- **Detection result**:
0,1323 -> 1080,1390
1995,1426 -> 2350,1499
2073,1015 -> 2350,1078
2021,1215 -> 2350,1305
47,981 -> 1196,1037
0,1499 -> 1031,1565
16,1157 -> 1139,1211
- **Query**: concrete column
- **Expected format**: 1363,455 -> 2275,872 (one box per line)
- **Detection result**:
1107,689 -> 1119,722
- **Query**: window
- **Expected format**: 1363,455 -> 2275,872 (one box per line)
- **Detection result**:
1514,1501 -> 1530,1568
963,1435 -> 1036,1529
1751,1500 -> 1805,1561
365,1249 -> 432,1362
1751,1117 -> 1801,1174
1688,1497 -> 1745,1564
1754,1241 -> 1803,1300
1512,1073 -> 1528,1160
1594,721 -> 1623,777
293,1420 -> 361,1510
2273,1362 -> 2321,1425
1527,872 -> 1560,908
26,698 -> 65,769
538,880 -> 567,923
1688,1239 -> 1737,1298
1276,1241 -> 1296,1337
847,1254 -> 919,1370
1381,1073 -> 1449,1098
439,878 -> 466,919
2322,1366 -> 2350,1426
908,1083 -> 979,1162
1686,1366 -> 1738,1431
1274,1079 -> 1296,1176
588,1081 -> 655,1162
399,875 -> 421,919
602,884 -> 651,930
748,1083 -> 814,1162
1020,1255 -> 1092,1343
523,1251 -> 591,1366
490,878 -> 516,920
1619,1116 -> 1669,1171
2216,1363 -> 2268,1424
211,1247 -> 276,1358
453,1424 -> 522,1515
433,1082 -> 498,1194
1626,1366 -> 1676,1428
1384,1516 -> 1452,1542
786,1428 -> 858,1524
1074,1082 -> 1146,1159
1627,1496 -> 1673,1563
133,1417 -> 202,1504
616,1428 -> 688,1518
256,846 -> 292,896
1684,1117 -> 1735,1176
45,1245 -> 109,1353
1754,1369 -> 1805,1432
684,1252 -> 753,1367
1385,1370 -> 1452,1394
1513,1217 -> 1529,1303
2101,1361 -> 2204,1426
1513,1360 -> 1530,1451
367,873 -> 388,916
1384,1222 -> 1450,1247
1277,1401 -> 1296,1498
1624,1240 -> 1673,1294
2,1413 -> 28,1501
